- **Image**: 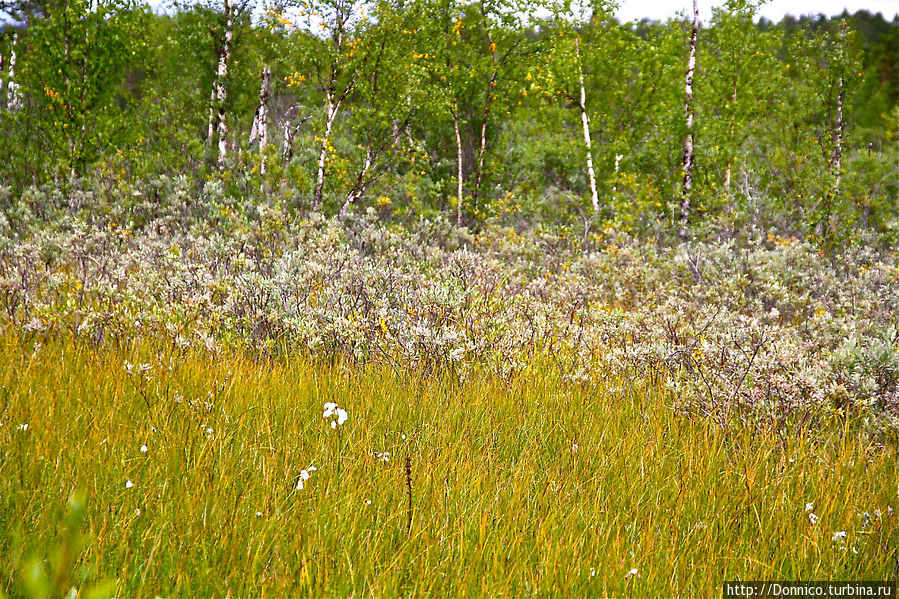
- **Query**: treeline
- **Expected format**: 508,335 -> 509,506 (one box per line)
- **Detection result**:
0,0 -> 896,242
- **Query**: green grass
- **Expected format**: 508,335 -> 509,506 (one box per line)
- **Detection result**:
1,335 -> 896,597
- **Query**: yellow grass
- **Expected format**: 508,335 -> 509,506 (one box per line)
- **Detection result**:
1,335 -> 895,597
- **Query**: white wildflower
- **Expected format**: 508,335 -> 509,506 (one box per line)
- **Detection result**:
375,451 -> 390,462
140,444 -> 148,453
626,568 -> 639,580
323,403 -> 348,429
571,443 -> 579,452
125,480 -> 134,489
18,423 -> 28,431
808,513 -> 819,524
297,469 -> 311,490
831,531 -> 847,542
805,502 -> 814,512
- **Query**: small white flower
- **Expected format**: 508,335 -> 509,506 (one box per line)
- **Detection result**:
626,568 -> 639,580
140,444 -> 148,453
808,513 -> 819,524
789,458 -> 795,463
323,402 -> 338,418
375,451 -> 390,462
307,466 -> 318,472
336,408 -> 348,426
590,567 -> 596,577
401,434 -> 407,441
297,469 -> 312,490
125,480 -> 134,489
831,531 -> 847,542
571,443 -> 579,452
805,502 -> 814,512
330,421 -> 337,429
256,511 -> 262,517
18,423 -> 28,431
366,500 -> 372,505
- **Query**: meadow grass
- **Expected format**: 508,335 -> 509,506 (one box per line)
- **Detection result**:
1,334 -> 896,598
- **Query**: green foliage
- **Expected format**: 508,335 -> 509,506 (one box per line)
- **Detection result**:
1,0 -> 153,183
0,2 -> 896,242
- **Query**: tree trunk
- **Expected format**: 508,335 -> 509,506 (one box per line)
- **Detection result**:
281,108 -> 311,166
7,34 -> 19,110
472,74 -> 494,206
576,37 -> 599,214
0,53 -> 6,109
830,21 -> 846,200
250,65 -> 271,175
313,94 -> 338,208
212,0 -> 233,166
207,84 -> 217,147
680,0 -> 699,239
453,108 -> 464,227
339,148 -> 372,221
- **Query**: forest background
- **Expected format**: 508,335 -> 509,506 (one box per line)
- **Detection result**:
0,0 -> 896,245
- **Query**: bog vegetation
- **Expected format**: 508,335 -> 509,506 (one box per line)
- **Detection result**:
0,0 -> 897,596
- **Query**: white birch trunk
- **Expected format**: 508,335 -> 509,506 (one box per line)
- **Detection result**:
8,34 -> 21,111
473,78 -> 493,205
454,109 -> 464,227
680,0 -> 699,238
339,149 -> 372,221
613,154 -> 623,193
831,21 -> 846,199
282,108 -> 297,166
214,0 -> 233,166
576,38 -> 599,214
207,85 -> 217,147
250,66 -> 271,175
313,95 -> 338,207
0,54 -> 5,109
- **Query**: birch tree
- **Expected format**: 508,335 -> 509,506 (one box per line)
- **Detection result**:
542,0 -> 617,215
249,65 -> 271,175
14,0 -> 150,178
285,0 -> 372,208
680,0 -> 698,238
412,0 -> 533,225
700,0 -> 779,200
337,0 -> 420,220
207,0 -> 235,165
